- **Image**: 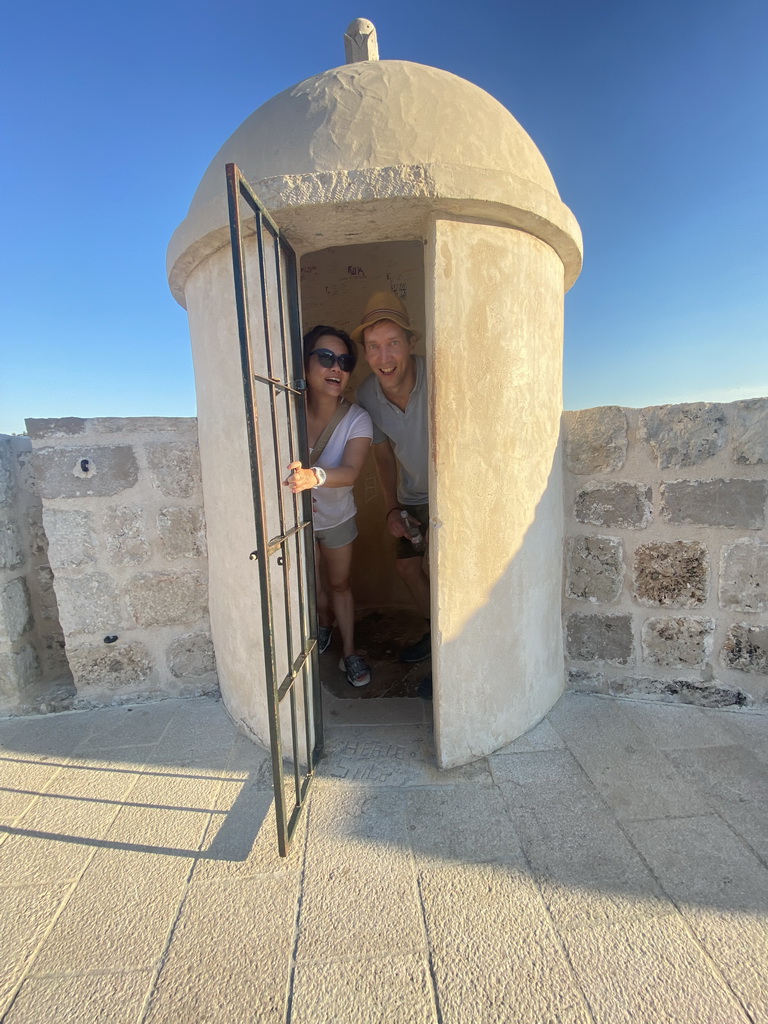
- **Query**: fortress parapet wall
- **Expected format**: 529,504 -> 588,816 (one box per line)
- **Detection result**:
563,398 -> 768,708
16,417 -> 217,712
2,397 -> 766,714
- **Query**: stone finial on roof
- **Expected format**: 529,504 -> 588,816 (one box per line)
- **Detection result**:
344,18 -> 379,63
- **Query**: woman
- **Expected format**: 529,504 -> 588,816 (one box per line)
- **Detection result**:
283,325 -> 373,687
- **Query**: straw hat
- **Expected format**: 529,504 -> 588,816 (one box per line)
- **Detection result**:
350,290 -> 421,344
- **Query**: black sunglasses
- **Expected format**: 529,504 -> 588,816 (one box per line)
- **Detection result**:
309,348 -> 355,373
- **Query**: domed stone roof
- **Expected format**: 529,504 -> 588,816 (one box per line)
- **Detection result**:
168,58 -> 582,302
189,60 -> 559,210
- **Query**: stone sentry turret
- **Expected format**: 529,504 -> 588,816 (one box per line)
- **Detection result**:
167,21 -> 582,768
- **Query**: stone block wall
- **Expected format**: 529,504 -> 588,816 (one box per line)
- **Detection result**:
26,418 -> 217,706
4,399 -> 767,717
563,399 -> 768,707
0,435 -> 72,713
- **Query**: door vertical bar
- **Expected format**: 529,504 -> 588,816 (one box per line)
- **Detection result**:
280,237 -> 324,761
226,165 -> 290,854
225,162 -> 323,857
255,209 -> 298,724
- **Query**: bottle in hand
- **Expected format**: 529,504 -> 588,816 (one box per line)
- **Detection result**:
400,510 -> 426,552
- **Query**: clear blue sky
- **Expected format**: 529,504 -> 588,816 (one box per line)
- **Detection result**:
2,0 -> 766,435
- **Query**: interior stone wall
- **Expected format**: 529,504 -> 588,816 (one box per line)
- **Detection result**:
563,399 -> 768,708
25,417 -> 218,708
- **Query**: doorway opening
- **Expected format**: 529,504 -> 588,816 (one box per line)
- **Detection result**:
299,239 -> 431,700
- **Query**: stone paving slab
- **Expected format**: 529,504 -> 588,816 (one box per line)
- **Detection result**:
548,702 -> 713,822
0,692 -> 765,1023
144,875 -> 301,1024
291,953 -> 435,1024
0,775 -> 129,886
5,970 -> 154,1024
0,883 -> 72,1010
298,787 -> 424,963
405,785 -> 526,867
322,691 -> 429,728
624,813 -> 768,1020
562,913 -> 750,1023
71,702 -> 179,751
0,757 -> 67,826
617,700 -> 743,750
30,847 -> 193,975
714,709 -> 768,764
318,723 -> 494,787
419,863 -> 593,1024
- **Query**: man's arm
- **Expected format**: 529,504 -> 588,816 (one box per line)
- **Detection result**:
372,439 -> 410,538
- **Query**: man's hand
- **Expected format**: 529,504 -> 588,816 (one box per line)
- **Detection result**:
385,506 -> 413,539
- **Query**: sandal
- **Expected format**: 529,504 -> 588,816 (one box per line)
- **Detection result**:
339,654 -> 371,687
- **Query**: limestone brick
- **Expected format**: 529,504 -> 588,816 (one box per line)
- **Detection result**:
36,565 -> 60,621
721,623 -> 768,675
0,516 -> 23,570
566,535 -> 624,603
55,573 -> 121,636
566,613 -> 633,664
574,481 -> 652,528
0,577 -> 32,644
33,446 -> 139,499
0,645 -> 40,697
89,417 -> 197,435
0,440 -> 12,507
641,616 -> 714,667
660,479 -> 767,529
44,509 -> 97,568
607,675 -> 751,708
719,539 -> 768,612
67,641 -> 153,691
634,541 -> 708,607
166,632 -> 216,677
15,445 -> 36,497
25,418 -> 86,439
27,504 -> 48,557
39,631 -> 69,678
564,407 -> 628,474
157,507 -> 207,560
567,669 -> 607,693
146,443 -> 201,499
639,403 -> 726,469
125,571 -> 207,628
103,506 -> 150,567
731,398 -> 768,464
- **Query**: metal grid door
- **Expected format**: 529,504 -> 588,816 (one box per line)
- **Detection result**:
225,162 -> 323,857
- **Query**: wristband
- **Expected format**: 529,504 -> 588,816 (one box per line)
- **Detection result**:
386,506 -> 403,520
312,466 -> 327,488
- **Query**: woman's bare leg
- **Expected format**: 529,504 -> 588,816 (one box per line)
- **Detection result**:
318,541 -> 355,657
315,542 -> 333,628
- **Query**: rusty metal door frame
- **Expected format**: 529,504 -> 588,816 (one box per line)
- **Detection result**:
225,162 -> 323,856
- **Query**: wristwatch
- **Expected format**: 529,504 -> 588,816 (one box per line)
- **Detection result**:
312,466 -> 327,488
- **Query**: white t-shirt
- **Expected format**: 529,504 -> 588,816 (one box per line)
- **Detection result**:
311,404 -> 373,531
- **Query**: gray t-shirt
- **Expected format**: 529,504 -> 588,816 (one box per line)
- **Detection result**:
356,355 -> 429,505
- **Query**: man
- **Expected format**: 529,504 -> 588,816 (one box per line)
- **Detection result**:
351,291 -> 432,698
